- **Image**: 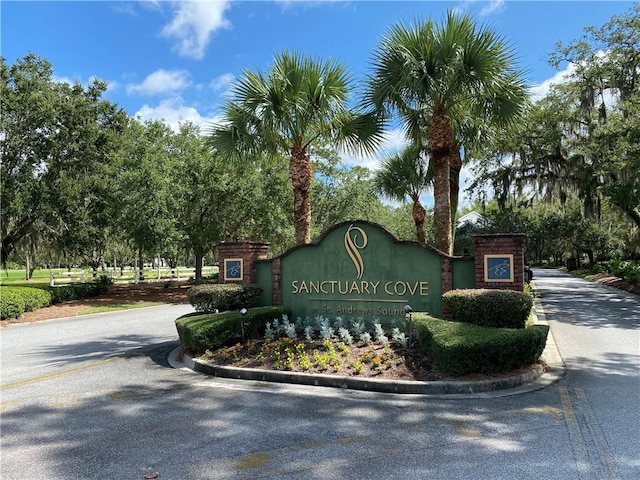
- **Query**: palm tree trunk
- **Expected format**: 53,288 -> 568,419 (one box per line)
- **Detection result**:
428,109 -> 453,255
289,145 -> 313,245
412,199 -> 427,243
450,147 -> 463,242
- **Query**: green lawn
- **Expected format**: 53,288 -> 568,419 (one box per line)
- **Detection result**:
1,266 -> 218,287
0,268 -> 55,288
79,301 -> 165,315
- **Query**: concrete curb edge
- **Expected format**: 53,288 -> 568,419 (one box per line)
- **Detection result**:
168,303 -> 566,397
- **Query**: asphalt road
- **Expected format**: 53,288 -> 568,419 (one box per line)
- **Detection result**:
1,271 -> 638,480
531,268 -> 640,480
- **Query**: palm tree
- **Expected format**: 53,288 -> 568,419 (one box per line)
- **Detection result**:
366,11 -> 527,254
374,144 -> 432,243
209,51 -> 383,245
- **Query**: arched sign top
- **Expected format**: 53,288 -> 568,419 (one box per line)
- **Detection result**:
277,221 -> 446,321
274,220 -> 453,261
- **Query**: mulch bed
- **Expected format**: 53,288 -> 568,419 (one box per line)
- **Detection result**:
587,274 -> 640,295
1,282 -> 190,326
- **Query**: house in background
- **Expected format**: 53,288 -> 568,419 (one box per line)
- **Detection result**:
454,211 -> 490,256
456,211 -> 489,230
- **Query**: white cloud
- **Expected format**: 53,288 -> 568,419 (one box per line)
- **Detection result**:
531,50 -> 618,108
161,0 -> 231,60
134,97 -> 222,132
529,63 -> 577,102
52,74 -> 118,94
210,72 -> 235,96
454,0 -> 505,16
112,2 -> 138,16
126,69 -> 191,95
479,0 -> 505,16
52,74 -> 75,85
340,128 -> 409,170
104,80 -> 120,94
379,128 -> 410,154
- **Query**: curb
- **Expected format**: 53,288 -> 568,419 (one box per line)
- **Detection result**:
532,294 -> 567,386
168,306 -> 566,397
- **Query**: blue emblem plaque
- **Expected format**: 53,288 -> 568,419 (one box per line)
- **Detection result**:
484,254 -> 514,282
224,258 -> 243,281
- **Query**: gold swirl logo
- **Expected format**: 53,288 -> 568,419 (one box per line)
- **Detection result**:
344,224 -> 368,279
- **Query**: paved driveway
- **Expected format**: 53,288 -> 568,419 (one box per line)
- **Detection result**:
1,271 -> 638,479
532,268 -> 640,480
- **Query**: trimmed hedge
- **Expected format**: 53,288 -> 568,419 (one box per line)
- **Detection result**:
413,313 -> 549,377
176,306 -> 291,355
50,276 -> 112,304
443,289 -> 533,329
19,287 -> 53,312
1,286 -> 53,319
0,277 -> 112,320
187,283 -> 263,313
1,288 -> 27,320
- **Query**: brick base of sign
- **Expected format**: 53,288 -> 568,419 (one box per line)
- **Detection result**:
217,243 -> 269,284
472,234 -> 526,291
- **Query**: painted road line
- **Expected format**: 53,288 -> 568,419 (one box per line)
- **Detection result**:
0,357 -> 119,391
559,385 -> 595,480
575,387 -> 620,480
559,386 -> 620,480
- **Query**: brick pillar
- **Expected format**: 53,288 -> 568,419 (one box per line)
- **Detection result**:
441,257 -> 453,318
272,258 -> 282,306
472,234 -> 526,291
217,243 -> 269,284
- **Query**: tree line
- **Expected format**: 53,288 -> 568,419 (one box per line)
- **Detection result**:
468,4 -> 639,262
2,6 -> 638,280
0,53 -> 413,280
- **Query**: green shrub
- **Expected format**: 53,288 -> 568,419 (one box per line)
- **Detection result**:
413,313 -> 548,377
15,287 -> 52,312
604,260 -> 640,283
1,286 -> 54,319
523,283 -> 533,298
49,276 -> 112,304
606,259 -> 626,278
1,277 -> 111,318
1,288 -> 27,319
187,283 -> 263,313
176,306 -> 291,355
443,288 -> 533,329
49,286 -> 75,304
628,267 -> 640,284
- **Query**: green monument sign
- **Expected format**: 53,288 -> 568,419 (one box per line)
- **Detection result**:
224,222 -> 524,320
279,221 -> 444,321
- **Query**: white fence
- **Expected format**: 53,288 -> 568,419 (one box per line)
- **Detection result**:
49,266 -> 218,286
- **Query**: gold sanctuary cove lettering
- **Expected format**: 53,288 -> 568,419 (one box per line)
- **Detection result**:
291,280 -> 429,297
289,224 -> 429,300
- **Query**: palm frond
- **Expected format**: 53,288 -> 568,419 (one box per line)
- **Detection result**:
374,143 -> 433,203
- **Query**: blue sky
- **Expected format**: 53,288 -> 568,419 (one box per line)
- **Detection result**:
1,0 -> 635,199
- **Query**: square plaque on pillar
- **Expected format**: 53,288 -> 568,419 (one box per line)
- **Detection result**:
484,254 -> 514,282
224,258 -> 243,281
